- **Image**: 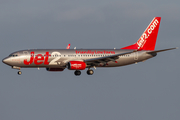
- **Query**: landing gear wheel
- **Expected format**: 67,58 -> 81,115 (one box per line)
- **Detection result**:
18,71 -> 22,75
74,70 -> 81,76
87,69 -> 94,75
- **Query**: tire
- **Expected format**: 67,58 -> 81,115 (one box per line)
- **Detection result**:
74,70 -> 81,76
87,69 -> 94,75
18,71 -> 22,75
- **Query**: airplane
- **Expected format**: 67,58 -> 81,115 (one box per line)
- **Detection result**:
2,17 -> 177,76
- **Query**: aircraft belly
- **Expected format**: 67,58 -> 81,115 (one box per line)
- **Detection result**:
104,57 -> 135,67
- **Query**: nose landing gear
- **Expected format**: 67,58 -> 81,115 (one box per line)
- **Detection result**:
18,71 -> 22,75
12,66 -> 22,75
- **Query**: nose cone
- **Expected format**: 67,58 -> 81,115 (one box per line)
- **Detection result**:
2,58 -> 7,63
2,57 -> 11,65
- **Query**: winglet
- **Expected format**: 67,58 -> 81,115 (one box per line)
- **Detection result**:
121,17 -> 161,51
66,44 -> 71,49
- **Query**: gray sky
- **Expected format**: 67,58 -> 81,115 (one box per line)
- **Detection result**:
0,0 -> 180,120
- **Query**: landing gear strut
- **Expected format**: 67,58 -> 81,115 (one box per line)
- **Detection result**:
18,71 -> 22,75
74,70 -> 81,76
87,69 -> 94,75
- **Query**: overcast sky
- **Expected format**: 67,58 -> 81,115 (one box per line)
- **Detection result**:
0,0 -> 180,120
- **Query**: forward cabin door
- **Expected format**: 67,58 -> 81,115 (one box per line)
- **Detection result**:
23,51 -> 29,63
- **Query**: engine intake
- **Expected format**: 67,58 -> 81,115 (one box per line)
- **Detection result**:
67,61 -> 86,70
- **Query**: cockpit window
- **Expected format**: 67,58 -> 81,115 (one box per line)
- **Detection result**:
9,54 -> 18,57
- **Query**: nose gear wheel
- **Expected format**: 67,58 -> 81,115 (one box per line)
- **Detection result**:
18,71 -> 22,75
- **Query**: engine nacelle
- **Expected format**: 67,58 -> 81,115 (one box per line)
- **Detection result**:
46,68 -> 64,72
67,61 -> 86,70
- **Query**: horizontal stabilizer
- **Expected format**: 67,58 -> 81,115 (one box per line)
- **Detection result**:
146,47 -> 177,54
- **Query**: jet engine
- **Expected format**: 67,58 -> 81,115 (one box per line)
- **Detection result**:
46,68 -> 64,71
67,61 -> 86,70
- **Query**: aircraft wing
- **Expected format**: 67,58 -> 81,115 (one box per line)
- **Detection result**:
84,51 -> 135,66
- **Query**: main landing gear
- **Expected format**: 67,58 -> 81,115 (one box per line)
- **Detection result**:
74,69 -> 94,76
74,70 -> 81,76
12,66 -> 22,75
87,69 -> 94,75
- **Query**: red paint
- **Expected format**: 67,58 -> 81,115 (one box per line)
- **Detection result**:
24,52 -> 34,65
68,61 -> 86,70
115,61 -> 118,63
34,54 -> 44,65
75,50 -> 115,55
121,17 -> 161,50
24,52 -> 50,65
44,52 -> 50,65
66,44 -> 71,49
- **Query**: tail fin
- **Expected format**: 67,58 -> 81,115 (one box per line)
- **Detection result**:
121,17 -> 161,51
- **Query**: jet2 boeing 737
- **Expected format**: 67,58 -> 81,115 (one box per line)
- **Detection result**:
2,17 -> 177,76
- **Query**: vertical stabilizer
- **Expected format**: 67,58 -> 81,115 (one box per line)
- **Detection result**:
121,17 -> 161,50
